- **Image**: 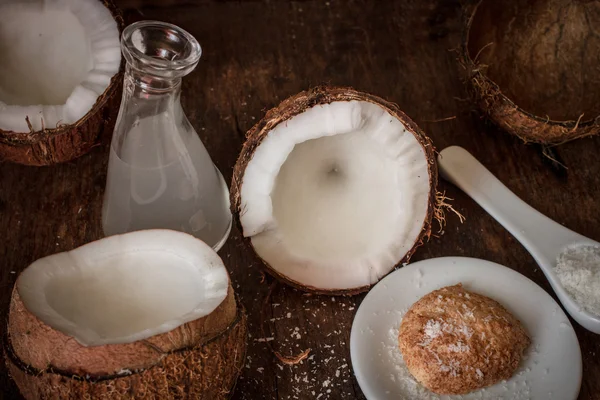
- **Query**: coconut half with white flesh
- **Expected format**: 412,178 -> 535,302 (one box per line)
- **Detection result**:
231,87 -> 438,294
0,0 -> 123,165
5,230 -> 247,400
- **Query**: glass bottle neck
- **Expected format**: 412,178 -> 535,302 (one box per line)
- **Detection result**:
125,64 -> 182,95
119,20 -> 201,93
120,64 -> 184,122
116,21 -> 200,119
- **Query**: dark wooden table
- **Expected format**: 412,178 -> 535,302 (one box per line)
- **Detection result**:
1,0 -> 599,399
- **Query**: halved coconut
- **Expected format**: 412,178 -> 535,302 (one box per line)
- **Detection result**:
231,87 -> 437,294
5,230 -> 247,399
0,0 -> 123,165
461,0 -> 600,144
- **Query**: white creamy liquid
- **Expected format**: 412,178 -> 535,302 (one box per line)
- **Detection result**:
102,113 -> 231,248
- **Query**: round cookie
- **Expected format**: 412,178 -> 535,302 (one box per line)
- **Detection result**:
398,284 -> 530,395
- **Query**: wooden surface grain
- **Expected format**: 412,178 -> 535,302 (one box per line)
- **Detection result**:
1,0 -> 599,399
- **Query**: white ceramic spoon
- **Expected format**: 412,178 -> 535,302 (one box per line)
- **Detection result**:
438,145 -> 600,334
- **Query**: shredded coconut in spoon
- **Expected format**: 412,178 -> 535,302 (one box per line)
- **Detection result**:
554,244 -> 600,317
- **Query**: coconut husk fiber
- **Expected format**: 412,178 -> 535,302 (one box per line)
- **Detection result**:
461,0 -> 600,144
5,284 -> 247,399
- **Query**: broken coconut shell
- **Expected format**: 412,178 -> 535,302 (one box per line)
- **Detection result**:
231,86 -> 439,295
5,229 -> 247,399
461,0 -> 600,144
5,286 -> 247,400
0,0 -> 124,166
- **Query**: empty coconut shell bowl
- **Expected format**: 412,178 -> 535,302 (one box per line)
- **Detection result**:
461,0 -> 600,144
2,0 -> 599,399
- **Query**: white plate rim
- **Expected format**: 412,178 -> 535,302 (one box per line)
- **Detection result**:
350,256 -> 583,400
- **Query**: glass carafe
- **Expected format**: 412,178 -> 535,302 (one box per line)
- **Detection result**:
102,21 -> 231,250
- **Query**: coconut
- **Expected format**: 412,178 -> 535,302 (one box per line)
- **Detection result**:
4,230 -> 247,399
0,0 -> 123,165
231,87 -> 438,295
461,0 -> 600,144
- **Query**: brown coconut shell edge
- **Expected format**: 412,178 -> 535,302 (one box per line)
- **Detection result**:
7,281 -> 238,377
230,86 -> 438,296
0,0 -> 125,166
5,307 -> 247,400
459,0 -> 600,145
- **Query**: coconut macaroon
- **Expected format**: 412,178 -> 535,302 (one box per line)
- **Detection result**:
231,87 -> 438,294
5,230 -> 247,400
0,0 -> 123,165
462,0 -> 600,144
398,284 -> 530,395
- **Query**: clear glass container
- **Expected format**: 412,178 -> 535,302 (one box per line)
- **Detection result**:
102,21 -> 231,251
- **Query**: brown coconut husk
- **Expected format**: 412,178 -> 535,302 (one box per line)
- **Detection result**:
460,0 -> 600,144
5,284 -> 247,399
230,86 -> 439,295
0,0 -> 124,166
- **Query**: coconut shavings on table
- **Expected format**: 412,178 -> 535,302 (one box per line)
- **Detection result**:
554,244 -> 600,317
237,286 -> 358,400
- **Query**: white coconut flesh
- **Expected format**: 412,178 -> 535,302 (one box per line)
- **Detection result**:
240,101 -> 431,290
16,230 -> 229,347
0,0 -> 120,132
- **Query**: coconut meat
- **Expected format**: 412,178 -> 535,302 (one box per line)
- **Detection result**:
0,0 -> 120,132
17,230 -> 229,346
240,101 -> 431,290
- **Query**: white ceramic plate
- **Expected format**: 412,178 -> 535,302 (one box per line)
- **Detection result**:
350,257 -> 582,400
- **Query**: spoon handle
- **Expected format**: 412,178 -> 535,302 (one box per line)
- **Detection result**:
438,146 -> 582,267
